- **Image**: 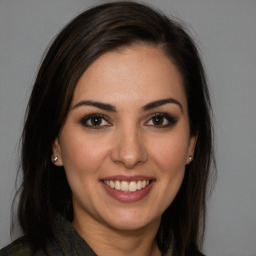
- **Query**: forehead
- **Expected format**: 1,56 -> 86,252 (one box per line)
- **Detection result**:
72,45 -> 187,110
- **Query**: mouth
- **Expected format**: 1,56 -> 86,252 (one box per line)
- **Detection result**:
102,180 -> 151,193
100,176 -> 155,202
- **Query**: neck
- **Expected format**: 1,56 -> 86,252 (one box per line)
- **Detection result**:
72,212 -> 162,256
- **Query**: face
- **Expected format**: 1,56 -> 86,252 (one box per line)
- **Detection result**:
53,45 -> 196,233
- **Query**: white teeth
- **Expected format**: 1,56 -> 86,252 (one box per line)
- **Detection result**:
137,180 -> 142,190
115,180 -> 121,190
129,181 -> 137,192
110,180 -> 115,188
121,181 -> 129,192
104,180 -> 151,192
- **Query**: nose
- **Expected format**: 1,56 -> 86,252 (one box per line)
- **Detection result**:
111,127 -> 148,169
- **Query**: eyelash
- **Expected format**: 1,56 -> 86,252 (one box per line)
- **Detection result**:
80,113 -> 177,129
80,114 -> 111,129
145,113 -> 178,128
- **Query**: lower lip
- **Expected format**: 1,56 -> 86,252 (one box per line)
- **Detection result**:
101,181 -> 154,202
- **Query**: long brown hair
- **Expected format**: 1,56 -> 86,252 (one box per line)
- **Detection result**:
16,1 -> 215,255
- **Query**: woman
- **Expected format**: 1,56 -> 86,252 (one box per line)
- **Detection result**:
0,1 -> 215,256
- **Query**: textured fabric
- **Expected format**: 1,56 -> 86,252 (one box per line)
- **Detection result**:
165,236 -> 174,256
0,215 -> 173,256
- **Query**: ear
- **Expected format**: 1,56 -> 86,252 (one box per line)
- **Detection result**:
186,133 -> 198,165
52,138 -> 63,166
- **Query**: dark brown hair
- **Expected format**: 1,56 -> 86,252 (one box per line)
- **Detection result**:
16,1 -> 215,255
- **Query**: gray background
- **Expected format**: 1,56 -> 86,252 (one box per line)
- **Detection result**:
0,0 -> 256,255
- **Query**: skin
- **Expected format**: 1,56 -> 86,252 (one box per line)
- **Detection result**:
53,45 -> 197,256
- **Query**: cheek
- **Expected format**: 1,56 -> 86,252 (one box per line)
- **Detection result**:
150,133 -> 189,171
158,141 -> 187,186
59,133 -> 111,177
148,133 -> 188,204
59,135 -> 106,200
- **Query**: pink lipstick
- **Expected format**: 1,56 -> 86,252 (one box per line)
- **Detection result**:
100,175 -> 155,202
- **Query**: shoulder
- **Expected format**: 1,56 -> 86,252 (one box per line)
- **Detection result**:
0,236 -> 46,256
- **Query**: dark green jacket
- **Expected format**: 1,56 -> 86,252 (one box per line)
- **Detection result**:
0,215 -> 174,256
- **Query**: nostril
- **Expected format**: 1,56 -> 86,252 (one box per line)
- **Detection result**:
110,131 -> 148,168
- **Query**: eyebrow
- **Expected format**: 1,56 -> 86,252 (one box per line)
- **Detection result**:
72,98 -> 183,113
72,100 -> 117,112
142,98 -> 183,112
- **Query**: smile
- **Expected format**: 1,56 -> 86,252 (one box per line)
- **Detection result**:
100,175 -> 155,202
103,180 -> 150,193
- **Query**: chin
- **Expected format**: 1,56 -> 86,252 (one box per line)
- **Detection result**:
104,209 -> 161,232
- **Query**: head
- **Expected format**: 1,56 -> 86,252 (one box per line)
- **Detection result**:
18,1 -> 214,255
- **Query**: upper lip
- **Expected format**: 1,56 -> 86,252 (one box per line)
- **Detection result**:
100,175 -> 155,182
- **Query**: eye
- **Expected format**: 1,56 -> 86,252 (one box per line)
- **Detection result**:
80,114 -> 111,129
145,113 -> 177,128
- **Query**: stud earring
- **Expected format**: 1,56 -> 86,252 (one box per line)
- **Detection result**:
188,156 -> 193,163
53,156 -> 58,163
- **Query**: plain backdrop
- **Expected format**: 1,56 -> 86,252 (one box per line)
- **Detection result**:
0,0 -> 256,255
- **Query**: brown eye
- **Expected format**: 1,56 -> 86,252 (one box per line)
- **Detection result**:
152,116 -> 165,126
80,114 -> 110,129
90,116 -> 103,126
145,113 -> 178,128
